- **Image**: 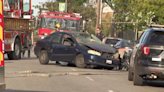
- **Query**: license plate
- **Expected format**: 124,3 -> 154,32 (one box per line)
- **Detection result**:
152,58 -> 161,61
106,60 -> 112,64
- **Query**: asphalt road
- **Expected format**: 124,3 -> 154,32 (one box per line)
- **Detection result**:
1,52 -> 164,92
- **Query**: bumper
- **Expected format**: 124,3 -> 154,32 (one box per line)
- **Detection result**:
84,54 -> 119,67
137,66 -> 164,79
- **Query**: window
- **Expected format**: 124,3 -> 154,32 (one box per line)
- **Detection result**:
139,31 -> 147,43
61,34 -> 74,44
149,31 -> 164,44
23,0 -> 30,12
8,0 -> 16,4
40,17 -> 60,29
44,35 -> 52,41
115,41 -> 121,47
60,19 -> 80,31
105,39 -> 120,45
51,34 -> 62,43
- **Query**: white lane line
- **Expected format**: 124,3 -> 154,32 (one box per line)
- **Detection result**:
71,68 -> 77,71
108,90 -> 114,92
86,76 -> 94,81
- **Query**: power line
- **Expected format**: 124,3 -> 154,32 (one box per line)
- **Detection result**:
101,22 -> 138,24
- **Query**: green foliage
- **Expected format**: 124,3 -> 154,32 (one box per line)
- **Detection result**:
106,0 -> 164,31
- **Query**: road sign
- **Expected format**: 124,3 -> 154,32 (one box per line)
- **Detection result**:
59,2 -> 65,12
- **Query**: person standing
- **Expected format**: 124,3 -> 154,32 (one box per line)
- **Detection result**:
50,24 -> 60,64
22,32 -> 31,58
96,28 -> 104,41
50,24 -> 60,34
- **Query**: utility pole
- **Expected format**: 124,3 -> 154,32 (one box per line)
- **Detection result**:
65,0 -> 67,12
51,0 -> 53,11
96,0 -> 101,34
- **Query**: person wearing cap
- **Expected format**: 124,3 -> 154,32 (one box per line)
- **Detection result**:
50,24 -> 60,34
50,24 -> 60,64
96,28 -> 104,41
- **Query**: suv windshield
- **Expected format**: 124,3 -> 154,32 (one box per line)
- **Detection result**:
72,33 -> 102,44
149,31 -> 164,44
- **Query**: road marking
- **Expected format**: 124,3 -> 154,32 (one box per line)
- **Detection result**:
71,68 -> 76,71
108,90 -> 114,92
86,76 -> 94,81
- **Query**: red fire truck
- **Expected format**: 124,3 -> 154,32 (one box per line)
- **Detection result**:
0,0 -> 33,90
3,0 -> 34,60
38,11 -> 82,39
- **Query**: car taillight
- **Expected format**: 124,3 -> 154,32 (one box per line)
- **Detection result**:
142,45 -> 150,55
119,47 -> 126,49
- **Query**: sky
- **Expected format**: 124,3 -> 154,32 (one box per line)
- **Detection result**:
32,0 -> 47,16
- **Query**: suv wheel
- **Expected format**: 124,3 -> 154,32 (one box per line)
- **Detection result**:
133,69 -> 144,86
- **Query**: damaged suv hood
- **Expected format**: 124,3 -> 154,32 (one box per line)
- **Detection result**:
84,43 -> 116,54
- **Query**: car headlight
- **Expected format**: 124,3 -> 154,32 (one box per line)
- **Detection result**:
44,33 -> 48,36
88,50 -> 101,56
41,36 -> 45,39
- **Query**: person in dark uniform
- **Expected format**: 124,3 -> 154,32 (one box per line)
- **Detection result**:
50,24 -> 60,64
96,28 -> 104,41
22,32 -> 31,58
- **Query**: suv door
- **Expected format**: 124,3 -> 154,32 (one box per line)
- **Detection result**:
130,31 -> 147,68
144,31 -> 164,66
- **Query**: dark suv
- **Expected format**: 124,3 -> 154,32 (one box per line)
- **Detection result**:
128,26 -> 164,86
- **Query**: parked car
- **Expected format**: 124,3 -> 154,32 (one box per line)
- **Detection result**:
128,26 -> 164,86
34,32 -> 119,69
103,37 -> 122,47
114,40 -> 135,70
114,40 -> 134,57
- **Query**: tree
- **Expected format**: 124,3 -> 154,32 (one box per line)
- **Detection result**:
106,0 -> 164,31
